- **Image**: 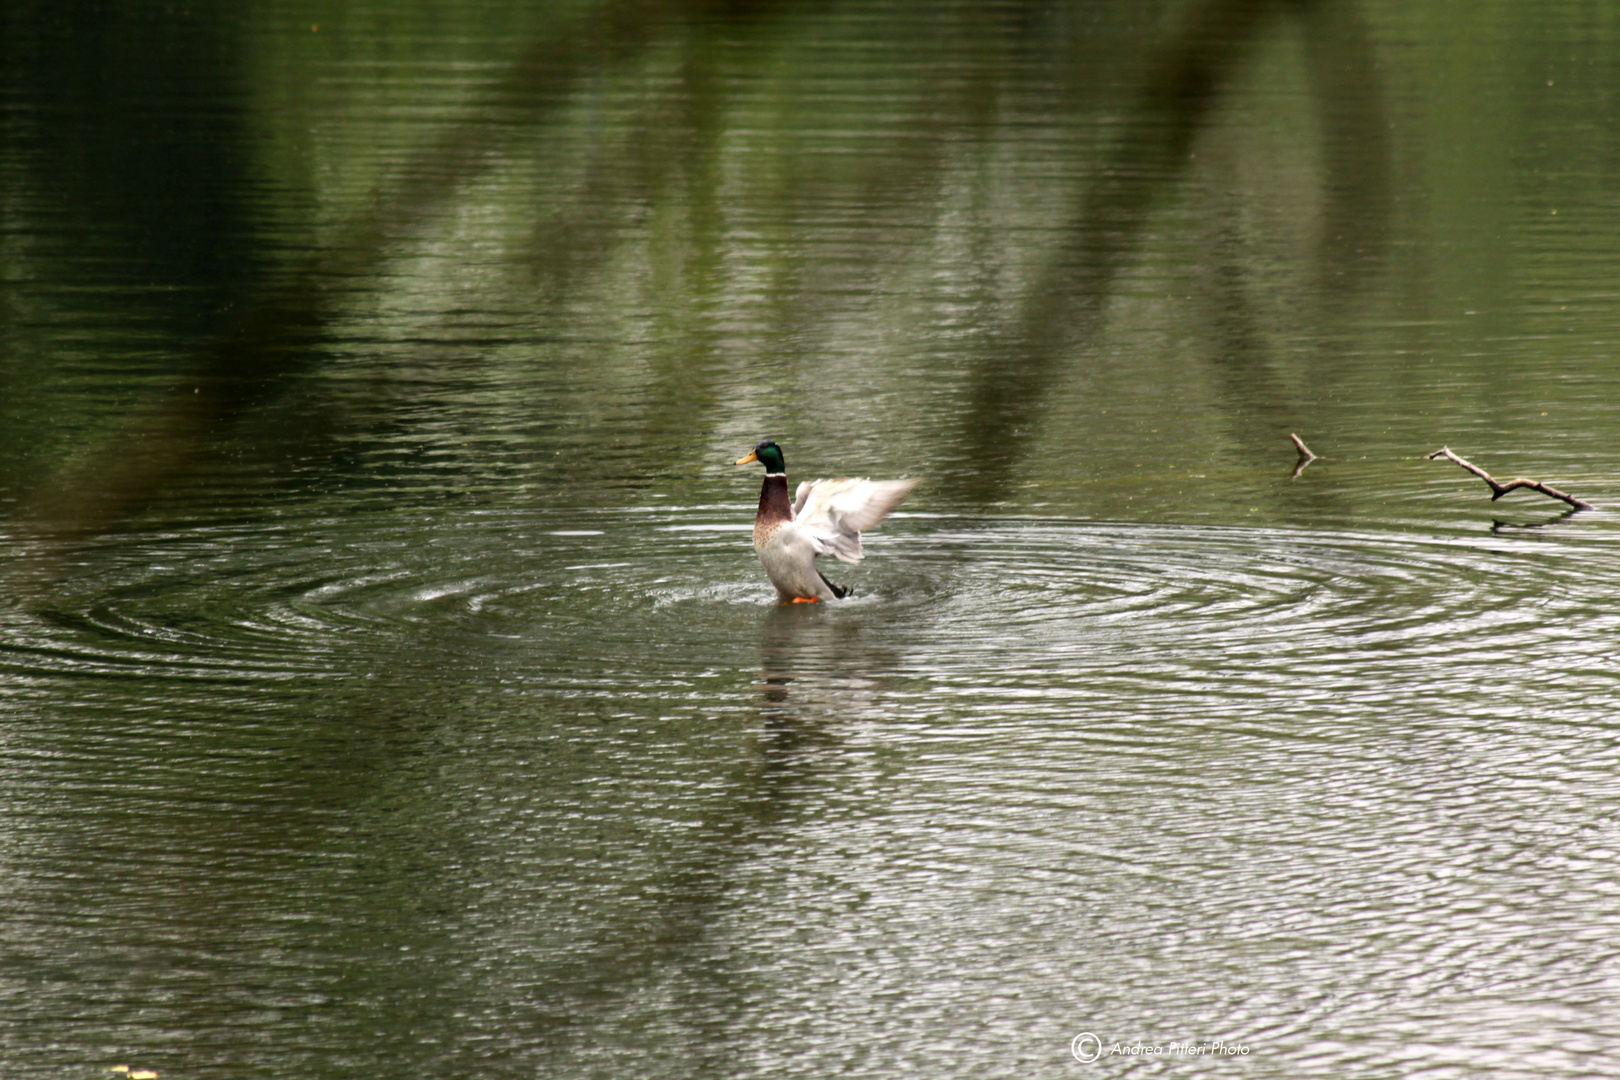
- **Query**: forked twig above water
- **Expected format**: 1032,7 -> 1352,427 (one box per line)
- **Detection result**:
1427,446 -> 1593,510
1289,433 -> 1318,479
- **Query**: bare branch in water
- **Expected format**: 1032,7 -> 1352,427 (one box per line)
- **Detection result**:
1427,446 -> 1593,510
1289,433 -> 1318,478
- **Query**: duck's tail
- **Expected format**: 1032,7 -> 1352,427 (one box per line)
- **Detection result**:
818,570 -> 850,599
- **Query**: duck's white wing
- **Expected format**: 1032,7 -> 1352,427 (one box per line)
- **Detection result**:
792,480 -> 816,519
791,477 -> 919,563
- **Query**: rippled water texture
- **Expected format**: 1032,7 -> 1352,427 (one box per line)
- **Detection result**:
5,0 -> 1620,1077
7,510 -> 1620,1077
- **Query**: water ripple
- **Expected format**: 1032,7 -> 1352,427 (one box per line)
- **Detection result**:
5,511 -> 1620,1078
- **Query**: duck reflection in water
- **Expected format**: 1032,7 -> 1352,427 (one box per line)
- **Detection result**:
754,601 -> 906,773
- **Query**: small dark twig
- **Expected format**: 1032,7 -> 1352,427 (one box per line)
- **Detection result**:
1427,446 -> 1593,510
1289,433 -> 1318,479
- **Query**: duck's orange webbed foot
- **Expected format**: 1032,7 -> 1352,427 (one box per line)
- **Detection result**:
788,596 -> 820,604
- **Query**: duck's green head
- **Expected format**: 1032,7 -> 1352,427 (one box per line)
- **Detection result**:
735,440 -> 786,474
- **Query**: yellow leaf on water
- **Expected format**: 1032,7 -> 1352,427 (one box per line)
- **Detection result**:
130,1072 -> 159,1080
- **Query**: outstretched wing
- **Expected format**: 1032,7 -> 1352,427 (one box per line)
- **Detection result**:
791,477 -> 919,563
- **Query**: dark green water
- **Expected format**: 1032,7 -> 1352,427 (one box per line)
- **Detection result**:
4,1 -> 1620,1077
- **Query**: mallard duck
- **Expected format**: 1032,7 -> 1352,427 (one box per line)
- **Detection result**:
735,440 -> 918,602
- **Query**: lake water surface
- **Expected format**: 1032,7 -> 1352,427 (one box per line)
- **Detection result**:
4,1 -> 1620,1077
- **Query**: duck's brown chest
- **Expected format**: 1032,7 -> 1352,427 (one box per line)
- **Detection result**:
753,474 -> 792,550
753,516 -> 786,550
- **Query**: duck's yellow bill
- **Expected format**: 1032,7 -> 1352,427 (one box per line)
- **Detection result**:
735,450 -> 758,465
